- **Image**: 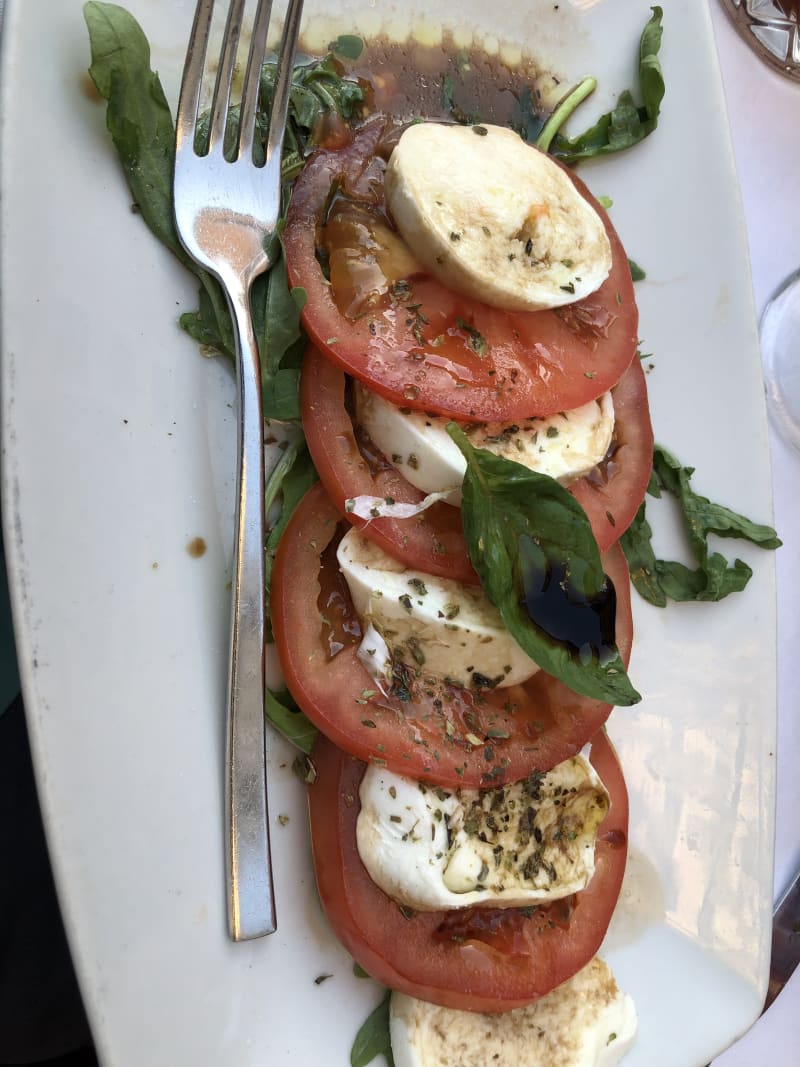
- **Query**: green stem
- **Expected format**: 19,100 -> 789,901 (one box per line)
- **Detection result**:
535,77 -> 597,153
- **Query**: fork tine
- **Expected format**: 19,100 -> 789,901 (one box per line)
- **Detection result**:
237,0 -> 274,161
207,0 -> 247,154
262,0 -> 305,171
175,0 -> 215,153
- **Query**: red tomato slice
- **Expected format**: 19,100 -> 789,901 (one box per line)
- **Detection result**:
283,120 -> 639,422
301,345 -> 478,584
301,346 -> 653,575
307,729 -> 628,1013
271,482 -> 634,788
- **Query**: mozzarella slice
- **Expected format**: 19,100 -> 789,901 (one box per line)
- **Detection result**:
390,957 -> 637,1067
337,527 -> 539,690
384,122 -> 612,312
356,755 -> 608,911
354,382 -> 614,504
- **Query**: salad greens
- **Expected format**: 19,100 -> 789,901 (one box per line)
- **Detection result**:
350,992 -> 395,1067
544,6 -> 665,164
83,0 -> 360,416
621,446 -> 781,606
448,427 -> 640,707
84,2 -> 777,733
84,5 -> 782,1060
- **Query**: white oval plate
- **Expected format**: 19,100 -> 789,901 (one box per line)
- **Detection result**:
0,1 -> 777,1065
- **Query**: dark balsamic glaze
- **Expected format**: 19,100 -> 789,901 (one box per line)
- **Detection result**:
519,536 -> 617,666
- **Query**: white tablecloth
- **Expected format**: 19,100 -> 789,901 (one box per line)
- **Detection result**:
709,3 -> 800,1064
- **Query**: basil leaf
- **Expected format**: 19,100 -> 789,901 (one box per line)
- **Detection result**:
179,282 -> 234,358
628,258 -> 646,282
252,244 -> 308,420
264,689 -> 317,754
350,991 -> 395,1067
332,34 -> 365,60
621,445 -> 781,605
549,7 -> 664,164
617,502 -> 666,607
84,2 -> 180,259
265,442 -> 318,559
84,2 -> 235,352
448,426 -> 640,707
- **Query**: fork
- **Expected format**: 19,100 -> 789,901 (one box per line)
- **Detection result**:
174,0 -> 304,941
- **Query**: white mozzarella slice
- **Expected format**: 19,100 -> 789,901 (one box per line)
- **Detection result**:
356,755 -> 608,912
384,122 -> 612,312
389,957 -> 637,1067
337,527 -> 538,690
354,382 -> 614,504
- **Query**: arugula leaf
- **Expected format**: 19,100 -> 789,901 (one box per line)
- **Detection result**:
350,991 -> 395,1067
547,7 -> 665,165
264,689 -> 318,753
448,427 -> 640,707
621,445 -> 781,605
264,440 -> 319,639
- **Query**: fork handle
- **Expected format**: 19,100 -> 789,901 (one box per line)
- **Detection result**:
225,276 -> 276,940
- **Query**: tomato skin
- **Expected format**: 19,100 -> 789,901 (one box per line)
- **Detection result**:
300,345 -> 479,584
307,730 -> 629,1013
271,482 -> 634,788
283,121 -> 639,422
301,346 -> 652,572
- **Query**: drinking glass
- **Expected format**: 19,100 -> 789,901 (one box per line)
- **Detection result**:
761,270 -> 800,451
719,1 -> 800,450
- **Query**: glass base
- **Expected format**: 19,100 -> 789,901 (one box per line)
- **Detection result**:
761,268 -> 800,452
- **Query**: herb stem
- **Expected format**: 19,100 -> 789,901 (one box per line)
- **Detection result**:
535,77 -> 597,153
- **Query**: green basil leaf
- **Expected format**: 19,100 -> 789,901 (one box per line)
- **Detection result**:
350,991 -> 395,1067
617,502 -> 666,607
264,689 -> 318,754
549,6 -> 664,164
262,369 -> 302,422
84,2 -> 185,262
251,242 -> 307,420
628,258 -> 646,282
621,444 -> 781,605
84,2 -> 236,352
448,426 -> 640,707
179,280 -> 234,358
652,445 -> 781,553
289,83 -> 325,131
331,34 -> 365,60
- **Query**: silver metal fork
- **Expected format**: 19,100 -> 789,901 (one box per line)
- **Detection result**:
174,0 -> 304,941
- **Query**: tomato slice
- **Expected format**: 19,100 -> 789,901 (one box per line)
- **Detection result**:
271,482 -> 634,788
301,345 -> 478,584
307,729 -> 628,1013
300,345 -> 653,576
282,120 -> 639,422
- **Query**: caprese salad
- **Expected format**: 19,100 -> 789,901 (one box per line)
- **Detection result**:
272,100 -> 646,1064
83,3 -> 781,1064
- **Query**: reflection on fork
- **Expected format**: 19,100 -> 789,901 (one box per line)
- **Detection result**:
173,0 -> 305,942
